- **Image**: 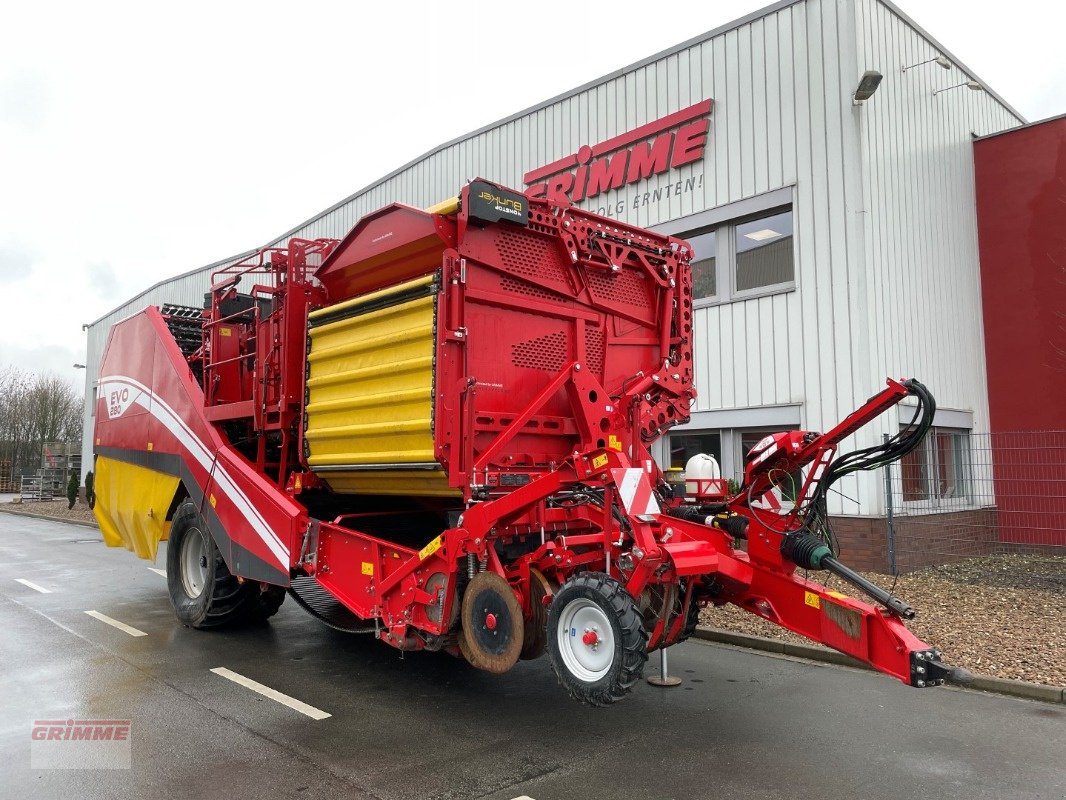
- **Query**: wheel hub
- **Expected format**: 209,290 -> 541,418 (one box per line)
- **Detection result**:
180,526 -> 209,599
557,597 -> 616,681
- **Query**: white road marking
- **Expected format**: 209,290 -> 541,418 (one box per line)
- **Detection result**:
210,667 -> 331,720
15,578 -> 51,594
84,610 -> 148,637
511,796 -> 537,799
147,567 -> 167,577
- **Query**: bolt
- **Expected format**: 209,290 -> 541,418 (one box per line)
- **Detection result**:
917,680 -> 925,687
917,666 -> 926,674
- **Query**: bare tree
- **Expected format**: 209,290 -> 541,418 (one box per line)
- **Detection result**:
0,367 -> 83,479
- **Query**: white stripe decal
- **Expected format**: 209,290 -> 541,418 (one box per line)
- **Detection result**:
99,374 -> 289,567
210,667 -> 331,720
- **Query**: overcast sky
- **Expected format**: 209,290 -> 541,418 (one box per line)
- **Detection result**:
2,0 -> 1063,392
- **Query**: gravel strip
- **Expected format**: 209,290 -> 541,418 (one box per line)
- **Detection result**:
0,500 -> 98,525
700,554 -> 1066,686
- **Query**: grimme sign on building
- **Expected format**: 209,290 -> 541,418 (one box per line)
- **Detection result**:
523,99 -> 713,217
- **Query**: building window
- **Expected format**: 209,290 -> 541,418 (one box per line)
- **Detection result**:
735,209 -> 794,292
688,230 -> 717,300
669,431 -> 722,470
901,427 -> 972,502
686,204 -> 795,304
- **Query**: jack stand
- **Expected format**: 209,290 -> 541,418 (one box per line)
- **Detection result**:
646,646 -> 682,687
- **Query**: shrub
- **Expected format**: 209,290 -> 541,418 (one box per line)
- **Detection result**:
67,471 -> 79,510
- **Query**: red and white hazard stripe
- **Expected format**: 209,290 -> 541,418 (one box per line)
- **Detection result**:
611,468 -> 661,517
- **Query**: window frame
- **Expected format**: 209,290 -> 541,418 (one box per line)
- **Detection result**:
899,426 -> 975,509
686,201 -> 797,309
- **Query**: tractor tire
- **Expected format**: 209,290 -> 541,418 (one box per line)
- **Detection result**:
166,499 -> 261,628
247,584 -> 287,622
547,572 -> 648,706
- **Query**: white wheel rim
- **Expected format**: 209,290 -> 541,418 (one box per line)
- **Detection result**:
557,597 -> 615,682
180,526 -> 209,598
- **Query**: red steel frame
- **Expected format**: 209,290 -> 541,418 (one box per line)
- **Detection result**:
94,180 -> 943,688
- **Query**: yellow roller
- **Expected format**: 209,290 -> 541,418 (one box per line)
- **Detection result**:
305,274 -> 456,497
425,196 -> 460,215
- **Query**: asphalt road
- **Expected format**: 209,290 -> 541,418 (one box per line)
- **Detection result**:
0,513 -> 1062,800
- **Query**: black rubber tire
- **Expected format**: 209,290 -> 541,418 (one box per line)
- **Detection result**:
247,584 -> 287,622
547,573 -> 648,706
166,499 -> 261,628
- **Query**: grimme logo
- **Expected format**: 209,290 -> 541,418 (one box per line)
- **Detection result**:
523,99 -> 712,204
30,719 -> 132,769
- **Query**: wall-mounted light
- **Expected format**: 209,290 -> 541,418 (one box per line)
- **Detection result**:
903,55 -> 951,73
933,80 -> 983,96
853,70 -> 884,104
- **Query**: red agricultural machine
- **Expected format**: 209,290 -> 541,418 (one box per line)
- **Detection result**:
93,180 -> 953,704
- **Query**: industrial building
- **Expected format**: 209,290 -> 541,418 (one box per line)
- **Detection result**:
84,0 -> 1052,566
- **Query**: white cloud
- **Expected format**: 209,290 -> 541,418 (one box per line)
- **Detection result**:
0,67 -> 51,133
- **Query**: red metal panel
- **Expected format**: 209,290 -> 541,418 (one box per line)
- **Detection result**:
975,116 -> 1066,434
975,117 -> 1066,547
315,204 -> 457,299
96,308 -> 305,581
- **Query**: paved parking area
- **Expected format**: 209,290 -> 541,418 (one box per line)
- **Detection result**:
0,513 -> 1063,800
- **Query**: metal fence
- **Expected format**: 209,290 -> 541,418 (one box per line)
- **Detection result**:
884,431 -> 1066,572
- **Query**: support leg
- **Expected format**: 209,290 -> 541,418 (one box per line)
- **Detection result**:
646,646 -> 682,687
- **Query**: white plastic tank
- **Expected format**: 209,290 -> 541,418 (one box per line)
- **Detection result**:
684,453 -> 722,500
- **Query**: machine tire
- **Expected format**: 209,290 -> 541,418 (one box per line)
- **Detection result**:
547,572 -> 648,706
247,584 -> 287,622
166,500 -> 259,628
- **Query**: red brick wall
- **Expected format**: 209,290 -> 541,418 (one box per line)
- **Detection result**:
831,508 -> 999,573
